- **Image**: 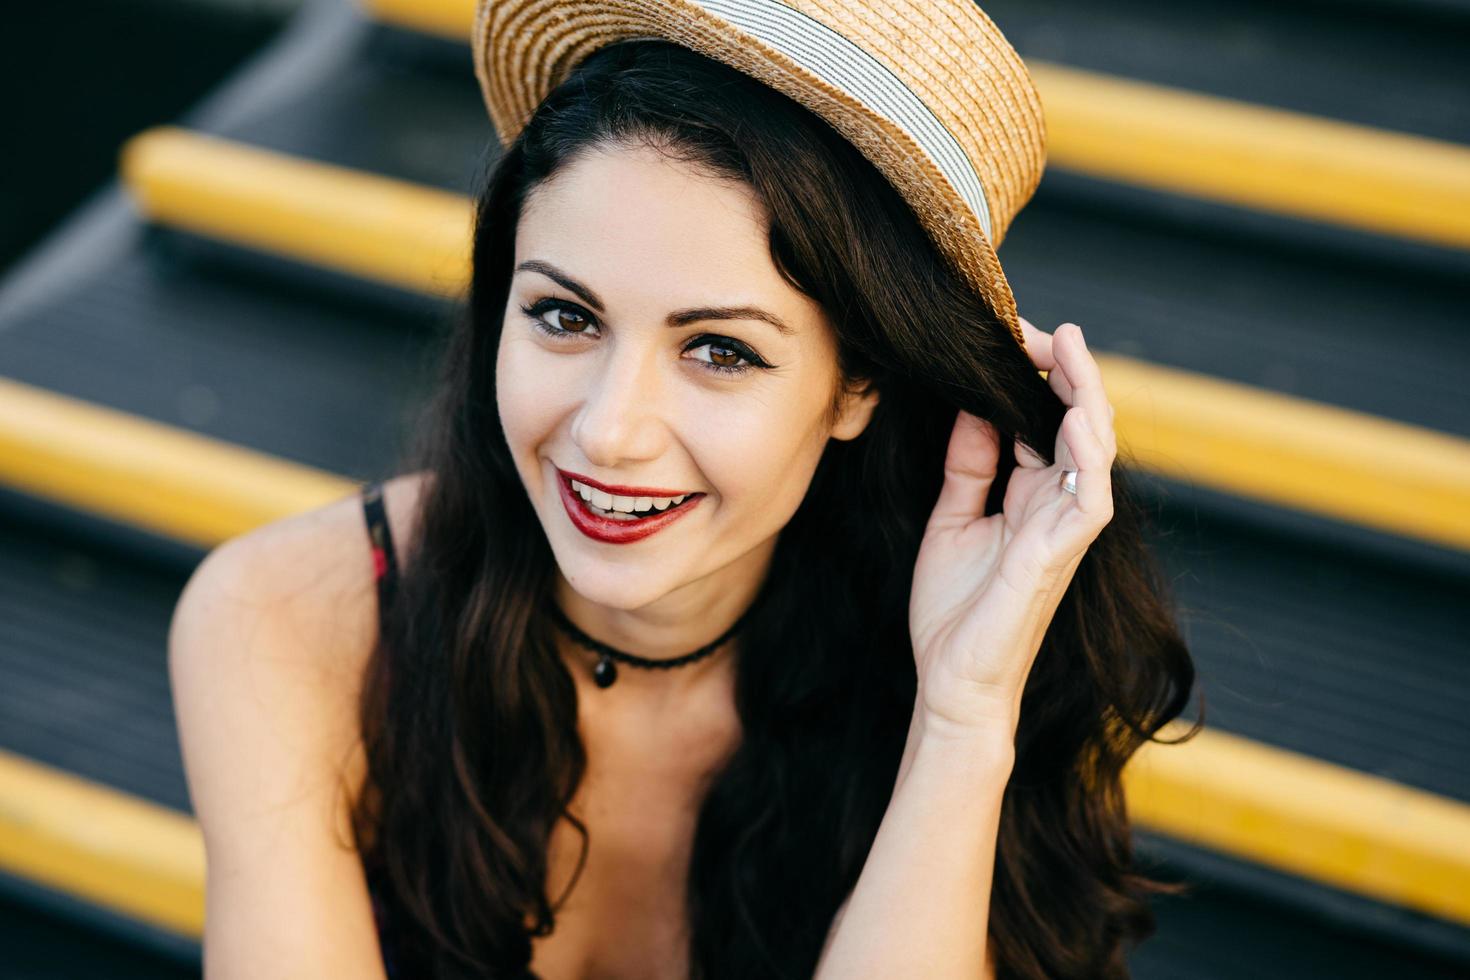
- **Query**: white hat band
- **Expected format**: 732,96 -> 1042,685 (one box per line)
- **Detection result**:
682,0 -> 995,242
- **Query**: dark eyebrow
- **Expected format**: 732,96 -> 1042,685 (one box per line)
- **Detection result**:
514,259 -> 795,337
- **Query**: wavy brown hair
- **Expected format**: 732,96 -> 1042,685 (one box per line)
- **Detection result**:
349,39 -> 1198,980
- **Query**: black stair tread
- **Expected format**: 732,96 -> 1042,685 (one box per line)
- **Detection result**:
983,0 -> 1470,146
1146,494 -> 1470,800
1139,833 -> 1470,969
1134,876 -> 1470,979
0,506 -> 196,813
0,229 -> 442,481
207,26 -> 492,196
0,888 -> 198,980
1001,192 -> 1470,441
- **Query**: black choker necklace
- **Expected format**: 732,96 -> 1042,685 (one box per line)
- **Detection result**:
546,595 -> 761,689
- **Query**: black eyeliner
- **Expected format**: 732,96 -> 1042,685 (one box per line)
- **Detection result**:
519,296 -> 776,375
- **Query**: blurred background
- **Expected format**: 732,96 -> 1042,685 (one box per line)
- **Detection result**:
1,0 -> 1467,976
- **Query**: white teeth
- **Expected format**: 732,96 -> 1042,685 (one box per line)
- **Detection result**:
569,479 -> 693,516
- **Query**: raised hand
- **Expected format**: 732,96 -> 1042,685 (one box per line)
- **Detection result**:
908,319 -> 1119,739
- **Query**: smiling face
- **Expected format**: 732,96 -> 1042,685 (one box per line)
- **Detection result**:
496,140 -> 878,617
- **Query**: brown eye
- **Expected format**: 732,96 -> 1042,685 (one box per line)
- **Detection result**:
520,299 -> 600,339
550,307 -> 591,332
685,335 -> 768,377
709,343 -> 740,368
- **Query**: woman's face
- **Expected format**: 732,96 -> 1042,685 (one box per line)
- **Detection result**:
497,141 -> 878,613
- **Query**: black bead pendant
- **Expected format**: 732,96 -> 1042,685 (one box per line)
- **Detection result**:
593,654 -> 618,688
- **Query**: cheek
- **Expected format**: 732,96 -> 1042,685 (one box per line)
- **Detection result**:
690,395 -> 827,524
496,334 -> 567,469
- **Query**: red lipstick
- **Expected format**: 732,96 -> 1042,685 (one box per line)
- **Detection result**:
558,469 -> 697,499
555,467 -> 704,544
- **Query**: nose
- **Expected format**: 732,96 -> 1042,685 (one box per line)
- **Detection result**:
570,341 -> 671,469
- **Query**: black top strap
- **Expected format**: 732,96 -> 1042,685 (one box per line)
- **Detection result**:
361,480 -> 400,617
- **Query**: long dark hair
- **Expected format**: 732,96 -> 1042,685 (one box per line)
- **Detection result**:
350,39 -> 1197,980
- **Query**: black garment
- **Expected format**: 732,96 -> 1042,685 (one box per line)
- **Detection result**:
360,480 -> 403,978
363,478 -> 400,615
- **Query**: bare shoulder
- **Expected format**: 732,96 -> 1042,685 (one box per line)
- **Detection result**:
165,469 -> 430,976
176,471 -> 427,676
169,467 -> 432,774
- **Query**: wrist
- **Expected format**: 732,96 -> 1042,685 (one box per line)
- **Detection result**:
912,711 -> 1017,775
918,660 -> 1028,747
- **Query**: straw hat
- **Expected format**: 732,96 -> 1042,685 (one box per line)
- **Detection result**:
471,0 -> 1047,354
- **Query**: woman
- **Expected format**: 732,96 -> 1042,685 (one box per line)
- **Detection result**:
171,12 -> 1196,980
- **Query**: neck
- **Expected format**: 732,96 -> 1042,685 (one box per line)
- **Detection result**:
549,540 -> 774,701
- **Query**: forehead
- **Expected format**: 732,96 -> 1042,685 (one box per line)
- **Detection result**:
515,143 -> 801,307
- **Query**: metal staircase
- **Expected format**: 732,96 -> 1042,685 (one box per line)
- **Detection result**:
1,0 -> 1466,974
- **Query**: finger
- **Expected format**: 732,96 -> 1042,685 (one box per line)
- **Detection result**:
1060,407 -> 1113,518
930,410 -> 1000,527
1054,419 -> 1077,474
1021,316 -> 1074,406
1051,324 -> 1116,457
1046,360 -> 1075,407
1022,316 -> 1082,407
1043,323 -> 1078,406
1018,315 -> 1056,372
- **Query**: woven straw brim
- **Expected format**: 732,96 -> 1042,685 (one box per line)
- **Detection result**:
472,0 -> 1046,354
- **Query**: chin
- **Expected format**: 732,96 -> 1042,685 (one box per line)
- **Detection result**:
553,554 -> 679,611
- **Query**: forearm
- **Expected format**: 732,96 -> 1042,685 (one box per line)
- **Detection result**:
814,712 -> 1014,979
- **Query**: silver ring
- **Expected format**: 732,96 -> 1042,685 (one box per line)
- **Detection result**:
1060,469 -> 1078,495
